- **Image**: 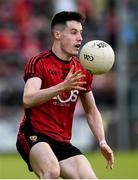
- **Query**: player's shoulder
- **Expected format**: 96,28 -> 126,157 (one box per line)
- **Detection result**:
38,50 -> 52,58
25,50 -> 52,70
30,50 -> 52,61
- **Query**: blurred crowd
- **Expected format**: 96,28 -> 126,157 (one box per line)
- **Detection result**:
0,0 -> 138,148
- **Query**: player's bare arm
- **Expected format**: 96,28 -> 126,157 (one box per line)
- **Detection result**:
80,91 -> 105,142
80,91 -> 114,169
23,65 -> 86,108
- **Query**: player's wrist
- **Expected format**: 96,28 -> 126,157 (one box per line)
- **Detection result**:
56,82 -> 67,93
59,81 -> 69,92
99,139 -> 107,146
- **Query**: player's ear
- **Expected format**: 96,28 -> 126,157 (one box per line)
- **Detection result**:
54,31 -> 61,40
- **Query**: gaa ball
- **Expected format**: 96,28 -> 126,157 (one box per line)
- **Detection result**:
79,40 -> 115,74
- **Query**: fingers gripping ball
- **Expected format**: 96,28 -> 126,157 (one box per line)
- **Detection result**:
79,40 -> 115,75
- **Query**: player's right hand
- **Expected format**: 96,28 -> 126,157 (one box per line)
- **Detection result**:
63,65 -> 87,91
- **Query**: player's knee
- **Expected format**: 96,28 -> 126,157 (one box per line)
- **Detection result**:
39,164 -> 60,179
48,166 -> 60,179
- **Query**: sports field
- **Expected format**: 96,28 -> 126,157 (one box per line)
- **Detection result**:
0,151 -> 138,179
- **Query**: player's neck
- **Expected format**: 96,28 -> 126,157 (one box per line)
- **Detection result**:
52,44 -> 72,61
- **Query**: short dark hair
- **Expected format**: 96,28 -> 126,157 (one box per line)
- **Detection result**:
51,11 -> 85,29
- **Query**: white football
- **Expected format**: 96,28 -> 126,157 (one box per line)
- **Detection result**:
79,40 -> 115,74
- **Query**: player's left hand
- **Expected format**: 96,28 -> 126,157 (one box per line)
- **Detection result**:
100,143 -> 114,170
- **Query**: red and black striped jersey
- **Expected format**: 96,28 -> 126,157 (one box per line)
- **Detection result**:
19,50 -> 93,142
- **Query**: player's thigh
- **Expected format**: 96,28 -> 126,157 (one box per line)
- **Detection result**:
59,154 -> 97,179
29,142 -> 60,177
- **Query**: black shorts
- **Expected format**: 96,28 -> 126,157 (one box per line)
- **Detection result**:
16,132 -> 82,171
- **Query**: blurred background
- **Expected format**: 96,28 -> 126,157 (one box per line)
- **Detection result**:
0,0 -> 138,178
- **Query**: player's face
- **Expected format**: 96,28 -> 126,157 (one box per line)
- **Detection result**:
60,21 -> 83,56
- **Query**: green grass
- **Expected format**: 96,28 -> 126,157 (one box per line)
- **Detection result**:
0,151 -> 138,179
0,153 -> 37,179
87,150 -> 138,179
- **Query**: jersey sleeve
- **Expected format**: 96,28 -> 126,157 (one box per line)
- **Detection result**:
82,69 -> 93,92
24,56 -> 44,82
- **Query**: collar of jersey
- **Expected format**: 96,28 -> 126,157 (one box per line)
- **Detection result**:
50,50 -> 72,64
